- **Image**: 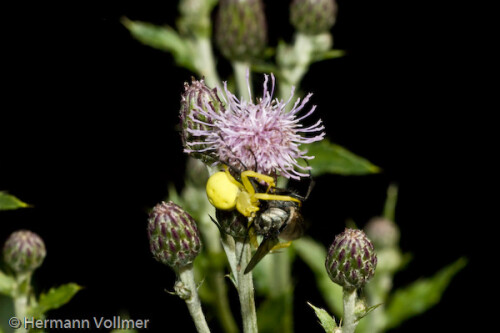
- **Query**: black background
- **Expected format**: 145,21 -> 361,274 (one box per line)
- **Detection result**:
1,1 -> 482,332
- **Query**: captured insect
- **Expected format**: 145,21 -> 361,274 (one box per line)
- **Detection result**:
205,160 -> 312,274
243,178 -> 312,274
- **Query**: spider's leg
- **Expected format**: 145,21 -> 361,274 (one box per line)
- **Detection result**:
253,193 -> 302,206
240,170 -> 276,195
269,241 -> 292,251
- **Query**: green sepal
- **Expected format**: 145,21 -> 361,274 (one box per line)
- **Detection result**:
121,18 -> 196,72
293,238 -> 343,316
0,192 -> 30,211
303,139 -> 381,176
385,257 -> 467,329
30,283 -> 82,317
308,302 -> 337,332
356,303 -> 383,321
0,270 -> 15,297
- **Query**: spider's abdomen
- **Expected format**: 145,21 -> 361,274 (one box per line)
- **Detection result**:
206,171 -> 239,210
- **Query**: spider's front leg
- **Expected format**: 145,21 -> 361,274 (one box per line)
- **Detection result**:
240,170 -> 276,195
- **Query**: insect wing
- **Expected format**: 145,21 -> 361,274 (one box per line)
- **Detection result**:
279,208 -> 307,241
244,236 -> 279,274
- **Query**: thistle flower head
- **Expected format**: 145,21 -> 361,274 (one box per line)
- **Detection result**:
325,228 -> 377,290
147,201 -> 202,269
3,230 -> 46,274
183,73 -> 325,179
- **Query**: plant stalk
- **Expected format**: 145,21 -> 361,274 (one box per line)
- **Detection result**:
342,288 -> 359,333
194,37 -> 221,88
14,273 -> 31,333
232,61 -> 252,102
270,251 -> 294,333
234,239 -> 258,333
177,264 -> 212,333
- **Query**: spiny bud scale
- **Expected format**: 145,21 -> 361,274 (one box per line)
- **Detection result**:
3,230 -> 46,274
148,201 -> 202,269
325,228 -> 377,289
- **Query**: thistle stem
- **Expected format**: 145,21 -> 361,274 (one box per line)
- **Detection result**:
342,288 -> 359,333
234,240 -> 258,333
194,37 -> 221,88
183,160 -> 239,333
232,61 -> 252,102
177,264 -> 211,333
14,273 -> 31,333
270,251 -> 294,333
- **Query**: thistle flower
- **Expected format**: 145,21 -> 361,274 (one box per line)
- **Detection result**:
325,228 -> 377,290
147,201 -> 202,269
290,0 -> 337,35
183,74 -> 325,179
3,230 -> 46,274
215,0 -> 267,61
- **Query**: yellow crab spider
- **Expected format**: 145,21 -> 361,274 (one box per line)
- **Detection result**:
206,165 -> 301,219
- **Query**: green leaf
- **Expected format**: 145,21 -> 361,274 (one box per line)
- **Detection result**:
31,283 -> 82,316
0,192 -> 30,211
121,18 -> 196,72
308,302 -> 337,332
303,139 -> 380,176
311,49 -> 346,62
0,294 -> 14,333
293,238 -> 343,316
257,294 -> 292,333
0,270 -> 15,297
385,257 -> 467,329
383,184 -> 398,222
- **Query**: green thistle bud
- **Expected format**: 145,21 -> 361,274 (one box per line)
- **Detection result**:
3,230 -> 46,274
147,201 -> 202,269
325,228 -> 377,290
178,0 -> 217,37
215,209 -> 248,239
364,217 -> 400,249
180,78 -> 224,163
215,0 -> 267,61
290,0 -> 337,35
